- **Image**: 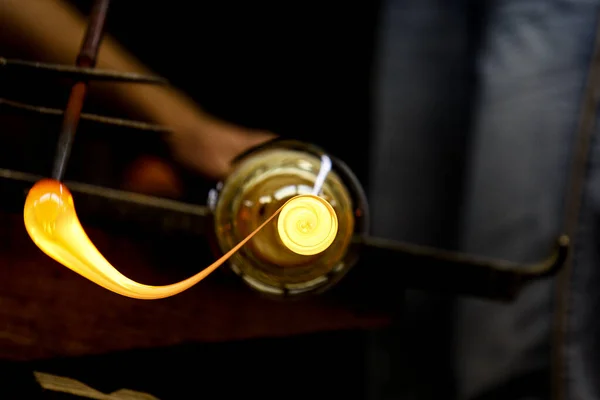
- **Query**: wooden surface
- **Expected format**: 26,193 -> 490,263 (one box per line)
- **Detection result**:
0,211 -> 390,361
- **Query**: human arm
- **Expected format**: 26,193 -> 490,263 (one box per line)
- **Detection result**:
0,0 -> 273,180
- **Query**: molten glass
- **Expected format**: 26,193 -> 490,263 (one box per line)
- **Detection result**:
277,195 -> 337,256
23,179 -> 338,299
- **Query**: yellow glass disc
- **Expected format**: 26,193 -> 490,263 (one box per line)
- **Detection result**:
277,194 -> 338,256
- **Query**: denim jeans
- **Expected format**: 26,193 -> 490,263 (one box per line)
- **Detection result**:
367,1 -> 600,399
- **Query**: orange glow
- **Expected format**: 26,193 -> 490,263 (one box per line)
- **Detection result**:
23,179 -> 338,299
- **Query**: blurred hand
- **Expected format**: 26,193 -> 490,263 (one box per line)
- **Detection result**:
167,115 -> 275,181
124,115 -> 275,198
0,0 -> 276,196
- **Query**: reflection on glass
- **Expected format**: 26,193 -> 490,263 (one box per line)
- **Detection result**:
211,140 -> 367,298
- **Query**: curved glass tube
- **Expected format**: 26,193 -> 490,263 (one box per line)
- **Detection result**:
24,179 -> 337,299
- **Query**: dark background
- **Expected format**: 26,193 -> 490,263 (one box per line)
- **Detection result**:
1,331 -> 368,399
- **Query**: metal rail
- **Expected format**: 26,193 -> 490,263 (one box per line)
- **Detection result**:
0,57 -> 168,84
0,98 -> 170,133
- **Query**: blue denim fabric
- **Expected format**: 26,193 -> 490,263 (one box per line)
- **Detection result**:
456,1 -> 600,400
367,0 -> 600,399
569,99 -> 600,400
368,0 -> 471,249
368,2 -> 471,398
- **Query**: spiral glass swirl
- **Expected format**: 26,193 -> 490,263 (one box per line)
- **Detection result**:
277,194 -> 338,256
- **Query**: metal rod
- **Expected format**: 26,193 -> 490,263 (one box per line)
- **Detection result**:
51,0 -> 111,181
0,98 -> 171,133
0,57 -> 168,84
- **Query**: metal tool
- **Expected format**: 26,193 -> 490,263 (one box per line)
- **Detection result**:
52,0 -> 111,181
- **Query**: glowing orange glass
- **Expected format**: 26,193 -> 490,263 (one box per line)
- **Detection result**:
23,179 -> 338,299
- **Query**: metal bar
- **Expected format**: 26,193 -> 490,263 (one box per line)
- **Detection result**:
75,1 -> 110,68
0,58 -> 168,84
0,168 -> 212,237
361,235 -> 568,278
358,235 -> 568,301
0,166 -> 569,301
52,0 -> 111,181
0,98 -> 171,133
